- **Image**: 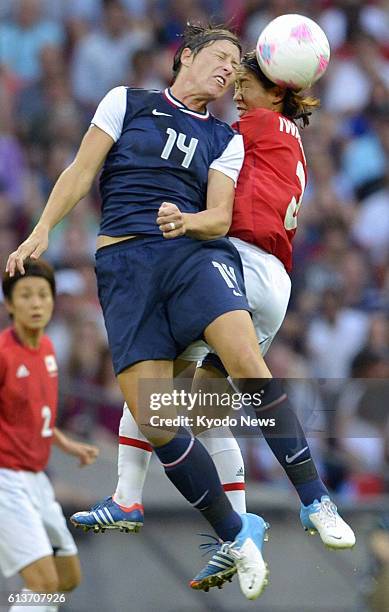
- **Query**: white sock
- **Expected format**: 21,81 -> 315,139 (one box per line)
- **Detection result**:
197,426 -> 247,514
9,589 -> 58,612
113,403 -> 152,507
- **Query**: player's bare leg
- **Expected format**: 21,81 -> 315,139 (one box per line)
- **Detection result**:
20,556 -> 59,594
204,310 -> 271,379
16,557 -> 60,611
54,555 -> 81,592
12,555 -> 79,612
116,360 -> 177,446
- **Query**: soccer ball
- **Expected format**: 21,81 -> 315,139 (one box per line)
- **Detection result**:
256,14 -> 330,90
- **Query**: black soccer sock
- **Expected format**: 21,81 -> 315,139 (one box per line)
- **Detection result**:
239,379 -> 328,506
154,427 -> 242,541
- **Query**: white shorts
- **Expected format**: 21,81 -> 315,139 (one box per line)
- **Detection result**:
0,469 -> 78,578
180,237 -> 291,362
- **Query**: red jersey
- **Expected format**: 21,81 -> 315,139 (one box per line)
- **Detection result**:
0,327 -> 58,471
230,108 -> 307,272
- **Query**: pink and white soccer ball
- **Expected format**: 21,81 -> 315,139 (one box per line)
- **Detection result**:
256,14 -> 330,90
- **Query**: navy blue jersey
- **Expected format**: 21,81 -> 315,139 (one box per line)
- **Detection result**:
91,87 -> 244,236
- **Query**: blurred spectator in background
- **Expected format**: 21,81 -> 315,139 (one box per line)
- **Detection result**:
60,312 -> 107,437
16,45 -> 83,151
128,47 -> 167,90
71,0 -> 151,111
335,348 -> 389,498
0,0 -> 65,84
94,346 -> 124,436
306,287 -> 369,378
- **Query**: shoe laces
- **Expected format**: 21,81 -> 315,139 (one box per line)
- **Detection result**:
197,534 -> 238,560
317,499 -> 339,528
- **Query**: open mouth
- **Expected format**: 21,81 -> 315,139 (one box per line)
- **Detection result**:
215,76 -> 226,87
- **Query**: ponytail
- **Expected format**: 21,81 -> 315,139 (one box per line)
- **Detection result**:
283,91 -> 320,127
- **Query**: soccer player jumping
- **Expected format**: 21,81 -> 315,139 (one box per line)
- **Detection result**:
71,49 -> 356,591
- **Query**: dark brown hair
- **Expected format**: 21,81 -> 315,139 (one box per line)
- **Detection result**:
2,258 -> 56,301
172,22 -> 241,81
241,51 -> 320,127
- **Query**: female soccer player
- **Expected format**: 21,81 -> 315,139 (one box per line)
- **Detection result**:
0,259 -> 99,612
72,50 -> 355,591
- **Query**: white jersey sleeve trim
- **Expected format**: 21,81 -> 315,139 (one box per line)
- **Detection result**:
90,86 -> 127,142
209,134 -> 244,186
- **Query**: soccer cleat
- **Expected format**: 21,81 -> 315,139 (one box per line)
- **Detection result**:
70,497 -> 144,533
300,495 -> 356,549
232,514 -> 269,600
190,536 -> 237,591
190,514 -> 269,600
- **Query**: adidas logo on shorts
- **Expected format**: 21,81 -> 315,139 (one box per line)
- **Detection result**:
236,466 -> 244,477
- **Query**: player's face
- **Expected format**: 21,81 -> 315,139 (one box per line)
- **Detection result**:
188,40 -> 240,100
6,277 -> 54,331
234,69 -> 278,117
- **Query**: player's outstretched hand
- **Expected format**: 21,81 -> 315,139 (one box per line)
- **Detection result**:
70,442 -> 100,468
157,202 -> 186,239
6,225 -> 50,277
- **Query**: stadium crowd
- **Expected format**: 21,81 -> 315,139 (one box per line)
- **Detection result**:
0,0 -> 388,500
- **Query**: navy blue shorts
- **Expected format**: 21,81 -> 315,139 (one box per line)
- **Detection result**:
95,236 -> 249,374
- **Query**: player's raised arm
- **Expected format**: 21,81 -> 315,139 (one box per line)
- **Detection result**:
6,125 -> 114,276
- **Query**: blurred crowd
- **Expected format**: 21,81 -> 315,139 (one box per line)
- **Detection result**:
0,0 -> 388,500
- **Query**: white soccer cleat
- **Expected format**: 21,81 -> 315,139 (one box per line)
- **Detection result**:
233,537 -> 268,600
300,495 -> 356,549
230,514 -> 269,600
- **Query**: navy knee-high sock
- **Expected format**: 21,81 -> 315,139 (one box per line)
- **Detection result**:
235,376 -> 328,506
204,354 -> 328,505
255,380 -> 328,506
154,427 -> 242,541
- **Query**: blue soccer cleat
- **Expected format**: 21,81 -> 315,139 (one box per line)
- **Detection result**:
300,495 -> 356,549
190,536 -> 237,591
70,496 -> 144,533
190,514 -> 269,600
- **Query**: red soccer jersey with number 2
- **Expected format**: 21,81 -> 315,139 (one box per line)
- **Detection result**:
0,327 -> 58,471
230,108 -> 307,272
